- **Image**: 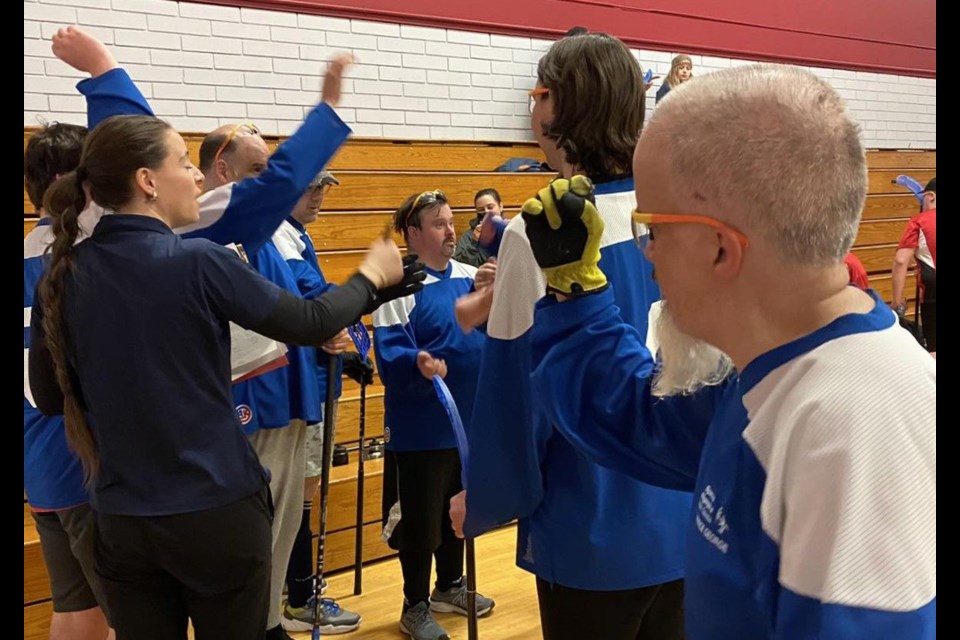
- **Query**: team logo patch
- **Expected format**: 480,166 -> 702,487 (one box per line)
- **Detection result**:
384,426 -> 391,444
236,404 -> 253,425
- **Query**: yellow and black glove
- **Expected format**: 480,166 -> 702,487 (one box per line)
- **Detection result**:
521,175 -> 608,297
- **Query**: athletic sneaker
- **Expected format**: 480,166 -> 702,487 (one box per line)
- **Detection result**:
280,596 -> 361,634
400,601 -> 450,640
429,578 -> 495,617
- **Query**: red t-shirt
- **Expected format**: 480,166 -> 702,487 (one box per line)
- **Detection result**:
844,253 -> 870,289
898,209 -> 937,269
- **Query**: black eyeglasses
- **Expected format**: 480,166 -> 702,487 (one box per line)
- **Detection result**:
404,190 -> 445,226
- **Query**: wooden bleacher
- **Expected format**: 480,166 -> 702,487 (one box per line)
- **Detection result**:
22,129 -> 935,639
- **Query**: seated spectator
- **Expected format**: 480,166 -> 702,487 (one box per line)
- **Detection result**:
656,54 -> 693,103
892,177 -> 936,351
453,188 -> 503,268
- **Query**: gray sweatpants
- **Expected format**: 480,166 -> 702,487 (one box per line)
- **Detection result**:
249,419 -> 307,629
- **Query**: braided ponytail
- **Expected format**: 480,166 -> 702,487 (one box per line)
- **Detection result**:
38,171 -> 99,484
34,115 -> 175,484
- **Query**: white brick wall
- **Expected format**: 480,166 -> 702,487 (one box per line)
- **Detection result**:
23,0 -> 936,147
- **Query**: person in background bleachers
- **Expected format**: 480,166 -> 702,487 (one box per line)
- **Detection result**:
453,188 -> 503,268
656,54 -> 694,104
24,121 -> 114,640
892,177 -> 936,351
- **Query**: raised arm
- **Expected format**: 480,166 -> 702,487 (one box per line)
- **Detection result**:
51,26 -> 153,126
519,177 -> 719,489
178,54 -> 355,255
532,290 -> 715,490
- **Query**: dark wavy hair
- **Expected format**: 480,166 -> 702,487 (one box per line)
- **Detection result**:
24,122 -> 88,210
537,33 -> 645,181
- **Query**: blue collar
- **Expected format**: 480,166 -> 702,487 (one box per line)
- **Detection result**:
738,289 -> 896,394
36,218 -> 52,227
593,176 -> 634,195
424,263 -> 453,279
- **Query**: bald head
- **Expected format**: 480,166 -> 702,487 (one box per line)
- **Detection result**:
199,124 -> 270,192
637,64 -> 867,266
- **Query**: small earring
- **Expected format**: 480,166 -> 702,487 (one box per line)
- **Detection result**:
148,191 -> 158,202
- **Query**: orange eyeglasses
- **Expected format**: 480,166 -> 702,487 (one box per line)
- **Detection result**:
528,87 -> 549,113
213,123 -> 261,167
631,211 -> 750,251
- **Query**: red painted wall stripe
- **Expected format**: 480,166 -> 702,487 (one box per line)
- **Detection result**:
189,0 -> 935,78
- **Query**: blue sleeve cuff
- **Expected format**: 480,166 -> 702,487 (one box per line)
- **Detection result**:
78,68 -> 154,129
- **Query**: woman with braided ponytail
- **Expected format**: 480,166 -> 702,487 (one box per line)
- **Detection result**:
37,165 -> 96,481
24,122 -> 114,640
29,115 -> 415,640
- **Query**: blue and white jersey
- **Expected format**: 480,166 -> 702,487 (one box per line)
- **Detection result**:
79,68 -> 351,257
24,220 -> 87,510
535,288 -> 936,639
272,218 -> 342,402
373,261 -> 483,452
231,241 -> 322,433
464,178 -> 691,591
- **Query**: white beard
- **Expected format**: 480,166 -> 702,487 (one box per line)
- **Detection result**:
650,301 -> 733,397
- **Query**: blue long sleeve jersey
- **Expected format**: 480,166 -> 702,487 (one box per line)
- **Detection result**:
533,288 -> 936,639
373,261 -> 484,451
24,220 -> 85,510
464,178 -> 692,591
273,218 -> 343,403
230,242 -> 322,433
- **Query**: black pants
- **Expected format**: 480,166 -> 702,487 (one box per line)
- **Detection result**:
919,264 -> 936,352
94,487 -> 273,640
285,500 -> 315,608
383,449 -> 464,605
536,577 -> 685,640
921,301 -> 936,352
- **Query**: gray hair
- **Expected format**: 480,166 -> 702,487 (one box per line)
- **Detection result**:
647,64 -> 866,266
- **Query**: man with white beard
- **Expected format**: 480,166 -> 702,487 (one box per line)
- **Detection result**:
644,301 -> 732,398
512,65 -> 936,640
